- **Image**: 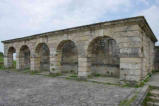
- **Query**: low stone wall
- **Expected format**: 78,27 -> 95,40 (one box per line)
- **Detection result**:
131,85 -> 149,106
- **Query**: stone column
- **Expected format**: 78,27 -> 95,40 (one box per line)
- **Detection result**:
3,54 -> 10,68
78,57 -> 91,79
120,58 -> 142,82
30,54 -> 40,71
50,50 -> 62,74
119,48 -> 142,83
4,52 -> 15,68
16,52 -> 20,70
30,51 -> 40,71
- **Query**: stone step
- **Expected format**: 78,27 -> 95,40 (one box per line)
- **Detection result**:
151,85 -> 159,90
147,102 -> 159,106
149,96 -> 159,102
150,90 -> 159,97
147,102 -> 153,106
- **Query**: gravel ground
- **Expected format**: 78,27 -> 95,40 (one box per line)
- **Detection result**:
0,70 -> 137,106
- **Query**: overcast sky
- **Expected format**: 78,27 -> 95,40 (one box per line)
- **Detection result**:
0,0 -> 159,52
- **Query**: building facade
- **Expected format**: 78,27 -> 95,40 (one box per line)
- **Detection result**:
2,16 -> 157,83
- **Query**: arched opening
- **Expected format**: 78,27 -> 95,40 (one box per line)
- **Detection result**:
87,36 -> 120,78
7,47 -> 16,68
35,43 -> 50,71
19,45 -> 30,69
56,40 -> 78,74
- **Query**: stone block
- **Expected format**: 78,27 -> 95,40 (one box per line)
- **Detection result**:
120,58 -> 141,63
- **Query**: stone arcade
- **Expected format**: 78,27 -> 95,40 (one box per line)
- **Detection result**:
2,16 -> 157,83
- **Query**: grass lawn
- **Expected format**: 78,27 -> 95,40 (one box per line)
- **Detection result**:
0,52 -> 4,69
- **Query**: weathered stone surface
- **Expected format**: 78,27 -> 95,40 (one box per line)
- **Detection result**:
2,16 -> 157,83
154,46 -> 159,70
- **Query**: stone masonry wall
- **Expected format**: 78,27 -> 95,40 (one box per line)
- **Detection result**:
154,46 -> 159,70
2,17 -> 157,83
140,31 -> 155,79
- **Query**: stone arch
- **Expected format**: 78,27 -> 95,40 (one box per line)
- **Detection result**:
7,46 -> 16,68
87,36 -> 120,77
56,40 -> 78,73
35,43 -> 50,71
86,34 -> 120,51
19,45 -> 30,69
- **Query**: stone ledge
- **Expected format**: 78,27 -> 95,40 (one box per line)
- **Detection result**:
130,85 -> 149,106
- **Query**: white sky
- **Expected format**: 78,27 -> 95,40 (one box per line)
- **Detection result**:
0,0 -> 159,52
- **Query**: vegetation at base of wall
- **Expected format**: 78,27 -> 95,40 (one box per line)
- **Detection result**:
47,73 -> 62,77
87,73 -> 106,78
142,92 -> 152,106
152,70 -> 159,73
51,68 -> 55,71
92,73 -> 101,77
89,80 -> 120,86
29,71 -> 41,75
69,73 -> 78,78
136,73 -> 151,88
122,72 -> 152,88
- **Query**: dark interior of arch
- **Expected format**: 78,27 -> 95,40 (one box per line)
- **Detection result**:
37,43 -> 50,71
19,46 -> 30,69
8,47 -> 16,68
88,36 -> 120,77
60,41 -> 78,73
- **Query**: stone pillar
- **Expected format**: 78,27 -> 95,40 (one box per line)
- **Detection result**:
30,50 -> 40,71
120,58 -> 142,82
78,57 -> 91,78
30,57 -> 35,71
30,55 -> 40,71
119,47 -> 142,83
16,52 -> 20,70
50,51 -> 62,74
3,55 -> 10,68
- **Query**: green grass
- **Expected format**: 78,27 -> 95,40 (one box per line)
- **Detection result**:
69,74 -> 78,78
142,92 -> 152,106
46,73 -> 62,77
13,60 -> 16,68
0,52 -> 4,69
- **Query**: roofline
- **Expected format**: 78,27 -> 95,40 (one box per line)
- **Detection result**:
1,16 -> 158,43
141,16 -> 158,42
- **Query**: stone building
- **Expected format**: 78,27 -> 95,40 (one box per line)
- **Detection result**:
154,46 -> 159,70
2,16 -> 158,83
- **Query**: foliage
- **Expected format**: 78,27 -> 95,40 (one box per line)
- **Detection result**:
47,73 -> 62,77
152,70 -> 159,73
142,92 -> 152,106
69,73 -> 78,78
136,73 -> 151,87
0,52 -> 4,69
